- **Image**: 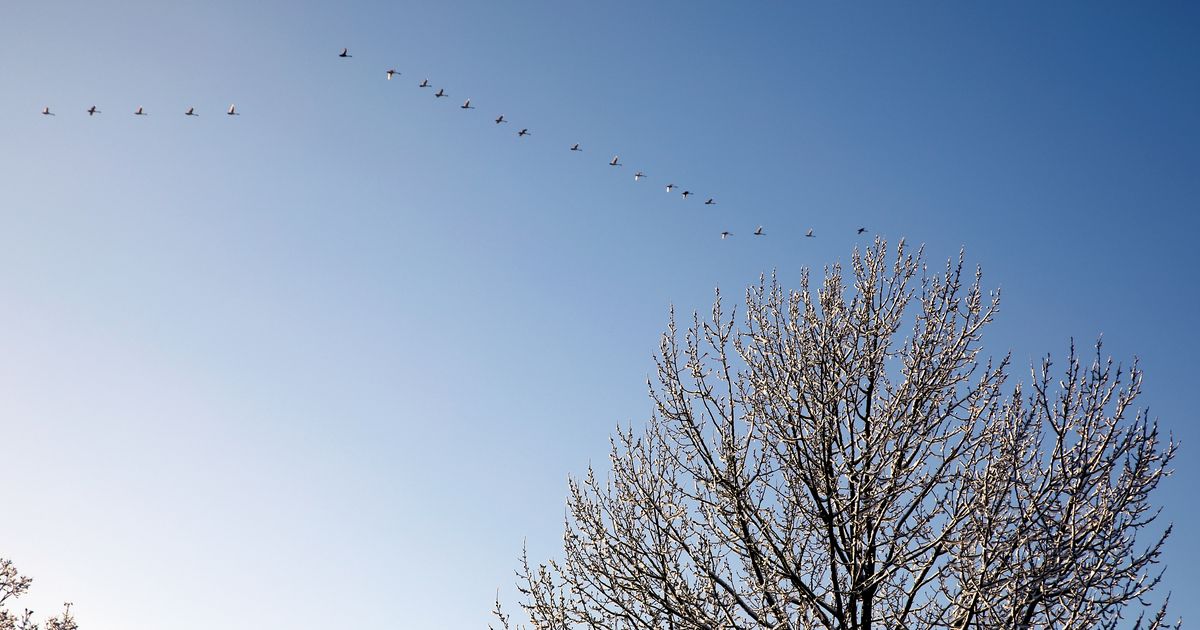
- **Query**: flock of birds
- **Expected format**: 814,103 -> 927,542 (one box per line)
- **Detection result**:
37,46 -> 873,241
41,104 -> 240,117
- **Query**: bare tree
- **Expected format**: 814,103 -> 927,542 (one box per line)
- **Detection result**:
0,559 -> 77,630
495,240 -> 1177,630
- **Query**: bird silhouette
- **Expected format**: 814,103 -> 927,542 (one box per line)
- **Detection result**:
434,88 -> 447,98
720,231 -> 733,239
857,227 -> 867,234
227,104 -> 239,116
754,226 -> 765,236
134,106 -> 146,116
705,198 -> 715,205
87,106 -> 100,116
460,99 -> 474,109
419,79 -> 431,88
386,69 -> 399,80
665,184 -> 676,192
518,128 -> 530,137
609,155 -> 621,166
570,143 -> 581,151
805,229 -> 815,238
495,115 -> 507,124
41,107 -> 54,116
634,171 -> 645,181
339,48 -> 352,58
681,190 -> 692,199
185,107 -> 197,116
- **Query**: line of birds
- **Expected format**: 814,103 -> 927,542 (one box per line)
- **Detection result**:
35,46 -> 871,241
41,104 -> 241,117
335,47 -> 873,241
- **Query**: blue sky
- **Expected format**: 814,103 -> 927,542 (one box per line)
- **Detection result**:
0,2 -> 1197,627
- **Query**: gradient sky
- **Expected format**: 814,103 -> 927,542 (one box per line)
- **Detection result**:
1,2 -> 1197,628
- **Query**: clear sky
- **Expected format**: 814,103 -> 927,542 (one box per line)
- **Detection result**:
0,2 -> 1196,628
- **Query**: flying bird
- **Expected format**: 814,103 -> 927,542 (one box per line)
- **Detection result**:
665,184 -> 676,192
495,115 -> 507,124
754,226 -> 765,236
609,155 -> 621,166
705,198 -> 715,205
857,227 -> 867,234
227,104 -> 240,116
339,48 -> 351,58
681,190 -> 692,199
386,69 -> 399,80
434,88 -> 447,98
185,107 -> 197,116
720,231 -> 733,240
41,107 -> 54,116
419,79 -> 431,88
634,171 -> 645,181
805,229 -> 815,238
134,106 -> 146,116
570,143 -> 581,151
460,99 -> 474,109
518,128 -> 530,137
87,106 -> 100,116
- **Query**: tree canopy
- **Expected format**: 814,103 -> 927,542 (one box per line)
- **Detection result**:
496,240 -> 1177,630
0,559 -> 76,630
